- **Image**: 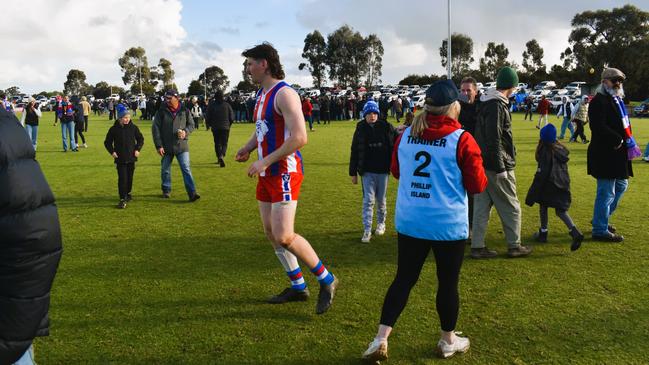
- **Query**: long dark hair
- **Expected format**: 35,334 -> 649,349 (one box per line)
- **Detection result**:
535,140 -> 565,162
242,42 -> 285,80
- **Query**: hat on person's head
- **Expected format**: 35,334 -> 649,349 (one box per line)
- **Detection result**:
164,89 -> 179,98
28,96 -> 35,103
81,96 -> 87,101
117,104 -> 130,119
496,67 -> 519,89
362,100 -> 380,117
540,123 -> 557,143
601,67 -> 626,81
425,80 -> 459,107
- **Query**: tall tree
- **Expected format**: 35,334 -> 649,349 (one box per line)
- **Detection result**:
522,39 -> 546,74
198,65 -> 229,96
187,80 -> 204,96
157,58 -> 175,88
479,42 -> 511,80
440,33 -> 475,79
326,25 -> 368,87
4,86 -> 20,96
118,47 -> 152,94
63,69 -> 89,95
299,30 -> 328,88
364,34 -> 384,88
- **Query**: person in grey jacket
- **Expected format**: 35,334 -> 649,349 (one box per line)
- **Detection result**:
152,90 -> 200,201
471,67 -> 532,259
206,90 -> 234,167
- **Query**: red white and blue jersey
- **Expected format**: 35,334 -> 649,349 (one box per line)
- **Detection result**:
254,81 -> 304,177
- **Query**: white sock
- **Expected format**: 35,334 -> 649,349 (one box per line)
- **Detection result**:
274,247 -> 300,272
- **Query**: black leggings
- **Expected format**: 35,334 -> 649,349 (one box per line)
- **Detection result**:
572,120 -> 588,142
539,205 -> 575,230
116,163 -> 135,199
75,128 -> 86,144
212,128 -> 230,160
380,234 -> 465,331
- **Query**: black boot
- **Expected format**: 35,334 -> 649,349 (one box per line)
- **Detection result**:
533,229 -> 548,243
570,227 -> 584,251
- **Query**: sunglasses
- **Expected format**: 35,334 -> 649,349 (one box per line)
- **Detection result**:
609,77 -> 624,84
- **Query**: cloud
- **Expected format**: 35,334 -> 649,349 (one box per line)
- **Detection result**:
210,26 -> 240,36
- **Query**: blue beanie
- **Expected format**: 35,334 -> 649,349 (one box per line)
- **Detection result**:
540,123 -> 557,142
425,80 -> 459,106
117,104 -> 130,119
362,100 -> 380,117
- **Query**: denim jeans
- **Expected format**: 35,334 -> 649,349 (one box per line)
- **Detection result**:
61,121 -> 77,151
592,178 -> 628,236
361,172 -> 389,231
644,142 -> 649,158
305,114 -> 313,130
161,152 -> 196,196
25,124 -> 38,150
559,117 -> 575,139
13,345 -> 35,365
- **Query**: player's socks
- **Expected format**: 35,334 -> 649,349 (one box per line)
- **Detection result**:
275,247 -> 306,290
310,261 -> 335,286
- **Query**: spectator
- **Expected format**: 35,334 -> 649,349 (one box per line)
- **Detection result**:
74,100 -> 87,148
206,90 -> 234,167
312,96 -> 321,125
190,96 -> 203,130
80,96 -> 91,131
320,96 -> 331,124
524,96 -> 534,121
458,77 -> 481,238
60,96 -> 78,152
0,108 -> 63,365
20,97 -> 42,150
537,95 -> 550,129
138,98 -> 147,120
571,95 -> 590,143
557,96 -> 575,140
471,67 -> 532,259
152,90 -> 200,201
302,97 -> 314,131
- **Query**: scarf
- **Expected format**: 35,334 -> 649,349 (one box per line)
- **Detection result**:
612,95 -> 642,160
167,102 -> 180,118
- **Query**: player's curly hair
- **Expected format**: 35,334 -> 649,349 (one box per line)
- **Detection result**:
242,42 -> 285,80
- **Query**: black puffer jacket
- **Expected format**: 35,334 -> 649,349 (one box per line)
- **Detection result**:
0,109 -> 63,365
349,119 -> 397,176
206,101 -> 234,130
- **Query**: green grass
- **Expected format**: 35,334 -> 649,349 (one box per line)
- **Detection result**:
30,110 -> 649,364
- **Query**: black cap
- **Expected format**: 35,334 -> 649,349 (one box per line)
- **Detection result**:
425,80 -> 459,107
164,89 -> 179,97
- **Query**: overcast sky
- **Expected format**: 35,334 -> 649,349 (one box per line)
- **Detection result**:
2,0 -> 646,94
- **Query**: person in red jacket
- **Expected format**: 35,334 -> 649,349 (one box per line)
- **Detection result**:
302,97 -> 314,131
537,95 -> 551,129
362,80 -> 487,362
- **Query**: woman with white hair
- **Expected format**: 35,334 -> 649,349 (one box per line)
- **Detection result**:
571,95 -> 590,143
362,80 -> 487,362
20,97 -> 42,150
190,96 -> 203,129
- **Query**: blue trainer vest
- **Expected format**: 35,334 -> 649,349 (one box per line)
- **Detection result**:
395,127 -> 469,241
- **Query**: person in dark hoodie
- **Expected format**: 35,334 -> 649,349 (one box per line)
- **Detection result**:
206,90 -> 234,167
0,108 -> 63,365
471,67 -> 532,259
525,124 -> 583,251
74,100 -> 87,148
104,104 -> 145,209
362,80 -> 487,363
349,100 -> 397,243
458,76 -> 480,238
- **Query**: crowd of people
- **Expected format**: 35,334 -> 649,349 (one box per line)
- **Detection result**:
0,39 -> 645,364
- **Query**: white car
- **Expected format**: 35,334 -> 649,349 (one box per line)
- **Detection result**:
483,82 -> 497,89
368,91 -> 381,99
110,94 -> 120,101
535,81 -> 557,90
412,95 -> 426,108
564,81 -> 586,91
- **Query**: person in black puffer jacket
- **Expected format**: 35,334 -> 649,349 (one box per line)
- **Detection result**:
206,90 -> 234,167
0,108 -> 63,365
104,105 -> 144,208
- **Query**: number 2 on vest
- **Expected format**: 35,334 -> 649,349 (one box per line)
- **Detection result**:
413,151 -> 431,177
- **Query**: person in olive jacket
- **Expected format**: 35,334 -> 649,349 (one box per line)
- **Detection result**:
152,89 -> 200,201
104,104 -> 145,209
0,108 -> 63,365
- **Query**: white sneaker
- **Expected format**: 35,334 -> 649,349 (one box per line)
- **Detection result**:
375,223 -> 386,236
362,338 -> 388,362
436,333 -> 470,359
643,156 -> 649,162
361,230 -> 372,243
83,143 -> 88,148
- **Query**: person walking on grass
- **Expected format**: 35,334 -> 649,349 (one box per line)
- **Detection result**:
557,96 -> 575,141
152,89 -> 200,202
537,95 -> 550,129
104,104 -> 144,209
524,95 -> 534,121
20,97 -> 42,151
0,108 -> 63,365
60,96 -> 78,152
525,124 -> 583,251
302,96 -> 314,131
80,96 -> 91,132
571,95 -> 590,143
349,100 -> 397,243
190,96 -> 203,130
74,100 -> 87,148
235,43 -> 338,314
206,90 -> 234,167
471,67 -> 532,259
362,80 -> 487,363
587,68 -> 640,242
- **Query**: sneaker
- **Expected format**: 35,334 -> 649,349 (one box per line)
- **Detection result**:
83,143 -> 88,148
126,194 -> 133,202
582,140 -> 590,144
470,247 -> 498,259
117,200 -> 127,209
189,192 -> 201,202
608,225 -> 617,233
315,276 -> 338,314
643,156 -> 649,162
569,227 -> 584,251
361,230 -> 372,243
436,333 -> 470,359
218,158 -> 225,168
533,229 -> 548,243
362,338 -> 388,363
72,148 -> 79,152
267,287 -> 310,304
375,223 -> 386,236
162,192 -> 170,199
507,245 -> 533,258
592,233 -> 624,242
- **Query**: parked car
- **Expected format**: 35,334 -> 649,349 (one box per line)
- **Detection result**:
109,93 -> 120,101
412,95 -> 426,108
633,99 -> 649,117
565,81 -> 586,91
535,81 -> 557,90
483,82 -> 496,89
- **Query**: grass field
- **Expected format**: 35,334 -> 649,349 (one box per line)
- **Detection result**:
27,110 -> 649,364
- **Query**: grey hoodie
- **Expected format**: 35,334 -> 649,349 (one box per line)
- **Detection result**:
475,89 -> 516,173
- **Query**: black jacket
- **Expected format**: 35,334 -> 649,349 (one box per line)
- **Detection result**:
475,92 -> 516,173
206,101 -> 234,130
152,105 -> 194,155
587,89 -> 633,179
349,119 -> 397,176
525,143 -> 571,210
0,109 -> 63,365
458,99 -> 480,136
104,121 -> 145,164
